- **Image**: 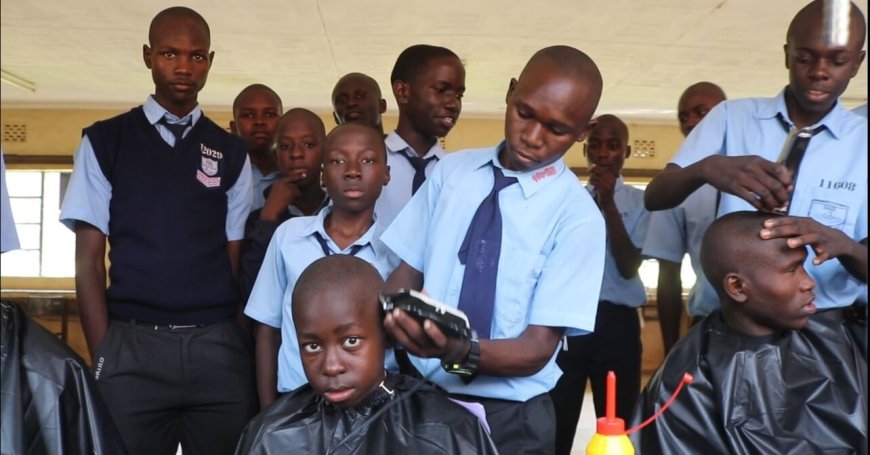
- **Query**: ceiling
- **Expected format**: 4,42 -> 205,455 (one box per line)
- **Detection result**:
1,0 -> 867,122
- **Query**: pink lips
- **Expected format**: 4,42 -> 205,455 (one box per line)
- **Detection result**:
324,387 -> 355,404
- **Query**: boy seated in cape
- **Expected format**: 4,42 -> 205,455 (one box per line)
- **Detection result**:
631,211 -> 867,454
235,255 -> 498,454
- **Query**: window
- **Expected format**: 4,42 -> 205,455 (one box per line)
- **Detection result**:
1,170 -> 75,277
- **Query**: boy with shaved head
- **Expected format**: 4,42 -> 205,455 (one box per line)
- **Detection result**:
645,1 -> 868,325
631,211 -> 867,453
381,45 -> 606,452
236,255 -> 498,454
332,72 -> 388,135
231,83 -> 283,211
60,6 -> 256,454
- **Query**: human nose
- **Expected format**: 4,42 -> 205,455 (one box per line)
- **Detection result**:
443,93 -> 460,112
808,58 -> 831,81
322,348 -> 346,377
344,160 -> 361,179
521,122 -> 543,148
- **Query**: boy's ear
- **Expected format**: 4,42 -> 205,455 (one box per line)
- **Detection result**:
393,80 -> 410,105
378,98 -> 388,114
383,164 -> 391,187
582,143 -> 587,157
143,44 -> 152,69
783,43 -> 790,70
575,119 -> 598,144
723,272 -> 748,303
504,77 -> 518,104
624,145 -> 632,159
229,120 -> 237,134
332,111 -> 341,126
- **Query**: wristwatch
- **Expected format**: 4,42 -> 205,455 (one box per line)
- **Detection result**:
442,330 -> 480,381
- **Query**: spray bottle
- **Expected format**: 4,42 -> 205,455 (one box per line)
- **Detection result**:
586,371 -> 693,455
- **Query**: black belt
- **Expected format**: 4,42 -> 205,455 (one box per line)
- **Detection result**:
113,318 -> 229,331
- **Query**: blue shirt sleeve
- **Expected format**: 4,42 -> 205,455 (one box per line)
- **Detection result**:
226,156 -> 253,241
642,207 -> 687,264
244,223 -> 287,328
59,135 -> 112,234
670,102 -> 728,169
1,149 -> 20,253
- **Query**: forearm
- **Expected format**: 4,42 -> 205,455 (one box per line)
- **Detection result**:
254,323 -> 281,409
384,261 -> 424,293
239,220 -> 281,302
474,325 -> 564,377
838,238 -> 868,283
644,163 -> 707,211
74,223 -> 109,360
656,260 -> 683,354
227,240 -> 242,280
601,200 -> 643,278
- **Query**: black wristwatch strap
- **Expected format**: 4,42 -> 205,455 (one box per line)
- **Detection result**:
442,331 -> 480,382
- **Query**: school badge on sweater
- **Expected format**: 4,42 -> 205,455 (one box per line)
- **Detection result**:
197,143 -> 223,188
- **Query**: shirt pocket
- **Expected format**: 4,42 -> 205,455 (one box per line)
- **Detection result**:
492,249 -> 547,337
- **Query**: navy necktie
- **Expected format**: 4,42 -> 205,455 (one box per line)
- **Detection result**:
158,117 -> 190,147
397,150 -> 436,195
456,165 -> 518,338
312,231 -> 364,257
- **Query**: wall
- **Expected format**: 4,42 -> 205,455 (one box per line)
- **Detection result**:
1,106 -> 683,291
2,106 -> 684,169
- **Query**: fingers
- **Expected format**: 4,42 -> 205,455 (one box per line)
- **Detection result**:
383,309 -> 442,357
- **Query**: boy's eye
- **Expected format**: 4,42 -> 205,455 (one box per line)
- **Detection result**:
517,109 -> 531,120
302,343 -> 321,353
266,112 -> 279,118
342,337 -> 361,348
361,157 -> 375,164
277,142 -> 293,151
192,54 -> 204,62
328,158 -> 345,165
161,51 -> 176,58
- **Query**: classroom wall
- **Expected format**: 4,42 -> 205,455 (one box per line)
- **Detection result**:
1,107 -> 684,170
1,106 -> 682,291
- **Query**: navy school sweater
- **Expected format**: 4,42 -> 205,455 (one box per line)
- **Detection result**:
85,107 -> 248,324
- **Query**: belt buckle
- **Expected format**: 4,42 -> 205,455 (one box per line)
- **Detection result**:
168,324 -> 198,330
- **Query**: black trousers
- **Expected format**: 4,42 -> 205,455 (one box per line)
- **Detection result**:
550,301 -> 642,455
94,319 -> 257,455
453,392 -> 555,454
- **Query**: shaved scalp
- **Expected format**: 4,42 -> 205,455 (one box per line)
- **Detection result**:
149,6 -> 210,46
278,108 -> 326,137
291,255 -> 384,316
787,0 -> 867,50
523,45 -> 603,110
592,114 -> 629,142
332,72 -> 383,99
323,122 -> 387,159
679,82 -> 727,107
232,84 -> 283,115
391,44 -> 461,83
701,211 -> 783,297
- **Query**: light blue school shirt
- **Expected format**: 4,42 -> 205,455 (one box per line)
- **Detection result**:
671,89 -> 868,310
1,148 -> 20,253
381,143 -> 606,402
374,131 -> 446,229
250,165 -> 280,212
59,96 -> 253,240
642,184 -> 719,317
592,177 -> 649,308
853,103 -> 868,118
244,206 -> 400,392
